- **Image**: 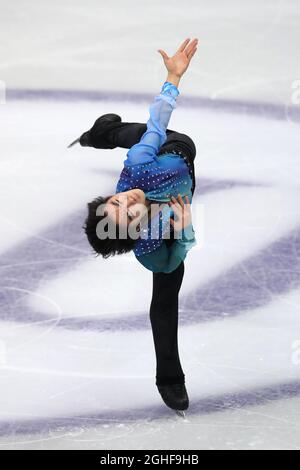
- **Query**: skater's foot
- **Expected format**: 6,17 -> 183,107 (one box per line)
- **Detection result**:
157,383 -> 189,411
67,113 -> 122,148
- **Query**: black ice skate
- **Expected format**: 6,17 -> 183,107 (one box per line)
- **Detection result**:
67,113 -> 122,148
157,383 -> 189,417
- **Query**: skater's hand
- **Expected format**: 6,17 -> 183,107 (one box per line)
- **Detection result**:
168,194 -> 193,233
158,38 -> 198,78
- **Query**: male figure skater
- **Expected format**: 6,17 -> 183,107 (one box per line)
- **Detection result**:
69,38 -> 198,414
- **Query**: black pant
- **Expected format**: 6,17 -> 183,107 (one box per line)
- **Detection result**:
88,118 -> 195,385
150,261 -> 185,385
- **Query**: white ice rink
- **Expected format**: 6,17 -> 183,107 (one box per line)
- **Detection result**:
0,0 -> 300,450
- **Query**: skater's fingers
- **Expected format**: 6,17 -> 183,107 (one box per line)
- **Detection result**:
158,49 -> 169,61
185,38 -> 198,57
176,38 -> 191,54
176,194 -> 185,208
170,196 -> 181,209
170,201 -> 183,216
187,46 -> 198,61
184,195 -> 191,206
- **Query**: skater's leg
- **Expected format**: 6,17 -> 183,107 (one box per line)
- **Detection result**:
150,261 -> 185,386
89,120 -> 176,150
90,121 -> 145,149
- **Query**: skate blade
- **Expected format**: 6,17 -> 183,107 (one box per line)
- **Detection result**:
175,410 -> 186,418
67,137 -> 80,148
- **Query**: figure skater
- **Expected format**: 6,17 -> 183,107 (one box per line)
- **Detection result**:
69,38 -> 198,415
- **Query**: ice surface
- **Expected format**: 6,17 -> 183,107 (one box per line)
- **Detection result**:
0,97 -> 299,450
0,0 -> 300,451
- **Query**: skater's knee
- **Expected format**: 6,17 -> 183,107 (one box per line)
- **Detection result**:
181,134 -> 196,159
164,133 -> 196,160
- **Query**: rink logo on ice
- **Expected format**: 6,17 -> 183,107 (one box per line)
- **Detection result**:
0,340 -> 7,366
0,80 -> 6,104
291,80 -> 300,105
291,340 -> 300,366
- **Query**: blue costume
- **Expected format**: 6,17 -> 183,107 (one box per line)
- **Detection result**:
116,81 -> 197,273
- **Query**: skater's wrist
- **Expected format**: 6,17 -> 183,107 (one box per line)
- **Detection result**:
166,73 -> 181,88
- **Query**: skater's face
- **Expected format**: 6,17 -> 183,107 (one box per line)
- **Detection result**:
105,189 -> 150,229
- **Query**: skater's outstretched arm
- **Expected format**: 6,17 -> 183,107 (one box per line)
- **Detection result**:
124,38 -> 198,166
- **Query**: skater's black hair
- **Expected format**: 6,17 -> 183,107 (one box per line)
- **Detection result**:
83,196 -> 138,258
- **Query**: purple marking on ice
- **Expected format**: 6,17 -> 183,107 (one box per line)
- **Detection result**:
0,177 -> 265,330
181,225 -> 300,322
2,219 -> 299,331
0,379 -> 299,437
6,88 -> 300,123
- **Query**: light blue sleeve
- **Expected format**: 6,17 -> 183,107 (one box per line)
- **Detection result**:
124,81 -> 180,166
135,224 -> 197,273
